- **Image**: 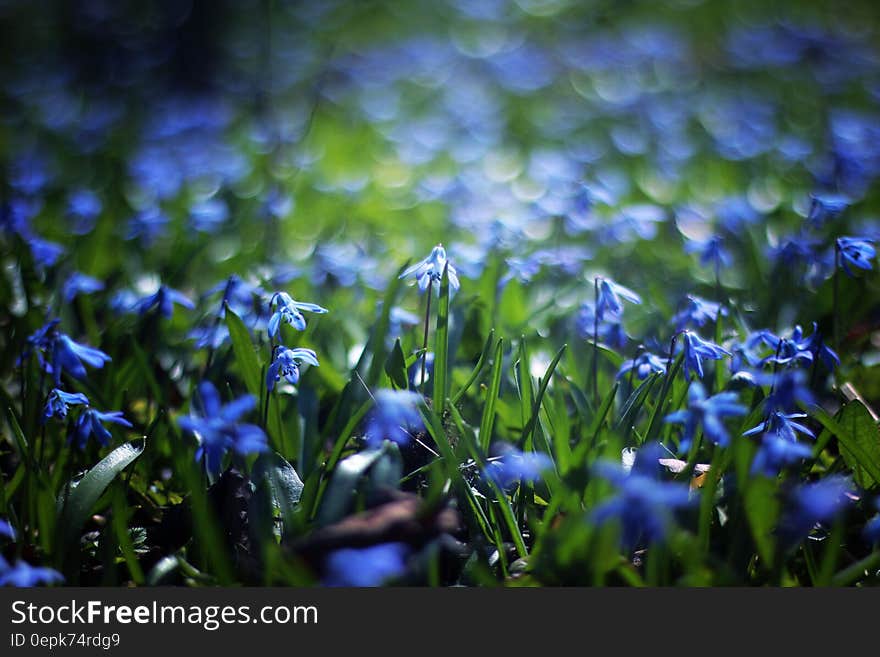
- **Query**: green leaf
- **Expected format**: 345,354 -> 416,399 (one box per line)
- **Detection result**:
518,344 -> 566,451
433,263 -> 451,414
253,451 -> 305,532
315,448 -> 385,526
365,260 -> 408,386
479,338 -> 504,451
811,401 -> 880,489
452,329 -> 494,406
57,439 -> 145,570
743,476 -> 779,567
384,338 -> 409,390
225,305 -> 262,396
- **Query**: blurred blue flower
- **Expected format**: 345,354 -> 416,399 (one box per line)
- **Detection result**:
681,331 -> 730,380
576,303 -> 629,351
66,189 -> 102,235
323,542 -> 409,587
43,388 -> 89,421
665,381 -> 747,452
28,236 -> 65,269
364,389 -> 423,448
743,411 -> 814,442
595,277 -> 641,321
685,235 -> 731,271
807,192 -> 849,227
73,408 -> 132,449
750,433 -> 813,478
865,499 -> 880,544
782,475 -> 853,543
268,292 -> 328,339
266,347 -> 319,391
399,244 -> 460,294
768,235 -> 821,268
189,198 -> 229,233
836,236 -> 876,276
178,382 -> 268,475
126,206 -> 170,243
483,445 -> 552,489
617,352 -> 666,380
672,295 -> 726,330
0,557 -> 64,587
0,519 -> 15,540
134,285 -> 195,318
762,369 -> 815,413
62,272 -> 104,303
591,442 -> 693,548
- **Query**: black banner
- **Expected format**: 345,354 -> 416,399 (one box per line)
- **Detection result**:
0,588 -> 875,654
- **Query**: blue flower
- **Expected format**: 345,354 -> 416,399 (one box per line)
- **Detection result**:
782,475 -> 853,543
576,303 -> 629,350
800,323 -> 839,371
665,382 -> 747,452
591,443 -> 693,549
743,411 -> 814,442
685,235 -> 731,271
680,331 -> 730,380
134,285 -> 195,318
74,408 -> 132,448
28,236 -> 65,269
617,352 -> 666,380
66,189 -> 102,235
189,198 -> 229,233
364,389 -> 423,448
0,557 -> 64,587
762,369 -> 815,413
62,272 -> 104,303
177,382 -> 268,474
482,444 -> 553,489
266,347 -> 320,391
52,334 -> 111,386
745,327 -> 813,367
43,388 -> 90,421
126,206 -> 170,243
0,519 -> 15,541
750,433 -> 813,478
399,244 -> 460,294
864,499 -> 880,544
768,235 -> 820,267
595,277 -> 641,321
323,542 -> 409,587
672,295 -> 726,330
807,192 -> 849,227
268,292 -> 328,339
836,236 -> 876,276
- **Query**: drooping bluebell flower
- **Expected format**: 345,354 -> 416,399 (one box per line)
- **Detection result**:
73,408 -> 132,449
49,332 -> 111,385
0,519 -> 14,540
750,433 -> 813,478
672,295 -> 726,330
781,475 -> 853,543
177,382 -> 268,475
267,292 -> 328,339
680,331 -> 730,380
685,235 -> 731,271
595,277 -> 641,321
266,347 -> 320,391
591,442 -> 693,549
807,192 -> 849,227
323,542 -> 410,587
768,234 -> 821,268
743,411 -> 814,443
617,352 -> 666,380
43,388 -> 89,421
399,244 -> 460,294
0,557 -> 64,587
27,236 -> 65,269
364,389 -> 423,448
62,272 -> 104,303
800,323 -> 839,371
482,444 -> 553,489
66,189 -> 102,235
665,382 -> 747,452
134,285 -> 195,318
836,236 -> 876,276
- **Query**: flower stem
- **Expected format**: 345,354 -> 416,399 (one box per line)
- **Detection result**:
420,279 -> 433,390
